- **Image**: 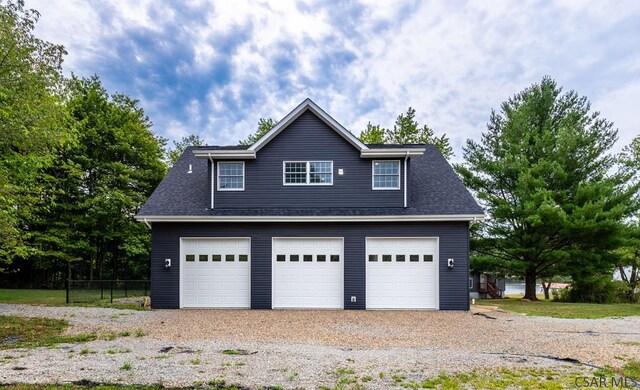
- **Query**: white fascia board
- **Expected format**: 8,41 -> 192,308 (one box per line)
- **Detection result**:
360,149 -> 426,158
135,214 -> 486,223
248,98 -> 368,152
192,150 -> 256,159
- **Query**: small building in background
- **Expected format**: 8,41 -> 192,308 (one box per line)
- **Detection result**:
469,272 -> 505,299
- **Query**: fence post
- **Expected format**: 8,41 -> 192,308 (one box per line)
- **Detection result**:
66,279 -> 69,304
125,281 -> 128,298
101,282 -> 104,300
144,281 -> 147,297
110,280 -> 113,303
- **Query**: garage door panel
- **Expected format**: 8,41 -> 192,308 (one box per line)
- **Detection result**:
181,238 -> 251,308
272,238 -> 343,309
366,238 -> 438,310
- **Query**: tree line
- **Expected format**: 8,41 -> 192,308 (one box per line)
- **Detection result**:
1,2 -> 166,286
2,2 -> 638,302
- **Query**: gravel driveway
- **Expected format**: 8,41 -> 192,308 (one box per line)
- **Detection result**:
1,303 -> 639,388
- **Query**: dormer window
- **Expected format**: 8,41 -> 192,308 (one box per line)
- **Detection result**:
217,162 -> 245,191
283,161 -> 333,185
372,160 -> 400,190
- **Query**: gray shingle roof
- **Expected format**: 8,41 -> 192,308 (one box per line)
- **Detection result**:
137,145 -> 483,217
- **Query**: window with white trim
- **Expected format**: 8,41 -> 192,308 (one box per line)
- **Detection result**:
284,161 -> 333,185
372,160 -> 400,189
218,162 -> 244,190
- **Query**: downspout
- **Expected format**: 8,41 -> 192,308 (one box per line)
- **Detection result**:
209,153 -> 214,209
403,151 -> 409,208
143,218 -> 151,229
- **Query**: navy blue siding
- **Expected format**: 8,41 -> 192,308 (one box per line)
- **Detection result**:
213,111 -> 405,209
150,221 -> 470,310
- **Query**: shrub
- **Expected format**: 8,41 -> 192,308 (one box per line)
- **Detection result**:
566,277 -> 634,303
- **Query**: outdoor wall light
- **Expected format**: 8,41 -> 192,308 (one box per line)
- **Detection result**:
164,258 -> 171,269
338,168 -> 344,175
447,258 -> 454,269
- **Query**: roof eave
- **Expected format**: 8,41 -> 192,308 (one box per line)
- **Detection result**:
192,150 -> 256,159
135,214 -> 486,223
360,148 -> 426,158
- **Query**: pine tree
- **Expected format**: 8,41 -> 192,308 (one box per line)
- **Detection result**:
359,108 -> 453,159
239,118 -> 277,146
456,77 -> 637,301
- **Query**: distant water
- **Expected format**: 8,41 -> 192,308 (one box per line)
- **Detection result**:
504,280 -> 542,296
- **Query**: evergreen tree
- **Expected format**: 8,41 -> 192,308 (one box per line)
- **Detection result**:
456,77 -> 637,301
167,134 -> 205,165
239,117 -> 277,146
359,108 -> 453,159
359,122 -> 385,144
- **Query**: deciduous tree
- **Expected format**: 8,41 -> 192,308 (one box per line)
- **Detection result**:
0,0 -> 71,267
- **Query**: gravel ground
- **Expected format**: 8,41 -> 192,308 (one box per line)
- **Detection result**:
1,303 -> 639,389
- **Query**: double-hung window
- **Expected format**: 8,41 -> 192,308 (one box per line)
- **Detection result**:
284,161 -> 333,185
217,161 -> 244,191
372,160 -> 400,190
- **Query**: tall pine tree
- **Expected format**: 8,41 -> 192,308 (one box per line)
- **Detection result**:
456,77 -> 637,301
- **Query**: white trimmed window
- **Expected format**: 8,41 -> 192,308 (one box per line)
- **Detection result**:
372,160 -> 400,190
217,162 -> 244,191
283,161 -> 333,185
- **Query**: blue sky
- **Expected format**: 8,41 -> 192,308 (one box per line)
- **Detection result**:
30,0 -> 640,160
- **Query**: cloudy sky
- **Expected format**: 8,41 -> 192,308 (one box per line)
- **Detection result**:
29,0 -> 640,160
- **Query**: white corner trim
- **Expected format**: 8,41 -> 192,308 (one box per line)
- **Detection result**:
135,214 -> 486,223
248,98 -> 368,152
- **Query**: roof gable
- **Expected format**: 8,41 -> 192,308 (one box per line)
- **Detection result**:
248,98 -> 368,152
191,99 -> 425,159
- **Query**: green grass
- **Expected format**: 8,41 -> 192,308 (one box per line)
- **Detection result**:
0,315 -> 97,350
0,289 -> 148,310
397,367 -> 585,389
478,297 -> 640,319
0,289 -> 67,305
595,360 -> 640,381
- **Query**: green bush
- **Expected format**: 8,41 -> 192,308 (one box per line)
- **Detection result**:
566,277 -> 635,303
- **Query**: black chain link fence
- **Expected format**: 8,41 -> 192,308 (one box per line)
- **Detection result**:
66,280 -> 149,303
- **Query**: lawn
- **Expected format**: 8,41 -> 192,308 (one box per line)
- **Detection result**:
0,289 -> 67,305
478,297 -> 640,319
0,289 -> 147,310
0,315 -> 96,349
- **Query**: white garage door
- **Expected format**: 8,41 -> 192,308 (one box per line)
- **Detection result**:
272,238 -> 343,309
366,237 -> 438,309
181,238 -> 251,308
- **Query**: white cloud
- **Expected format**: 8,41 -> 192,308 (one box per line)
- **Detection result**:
26,0 -> 640,156
593,79 -> 640,152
